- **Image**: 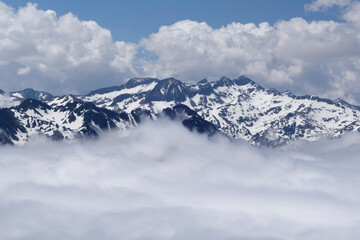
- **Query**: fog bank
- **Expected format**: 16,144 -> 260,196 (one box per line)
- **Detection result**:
0,119 -> 360,239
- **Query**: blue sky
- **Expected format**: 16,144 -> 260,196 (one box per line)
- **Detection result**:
1,0 -> 345,42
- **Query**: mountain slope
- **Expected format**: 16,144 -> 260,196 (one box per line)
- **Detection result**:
84,76 -> 360,146
0,96 -> 135,144
1,76 -> 360,146
0,108 -> 26,145
162,104 -> 218,136
11,88 -> 53,101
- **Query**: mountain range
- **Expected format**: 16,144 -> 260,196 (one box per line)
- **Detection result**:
1,76 -> 360,146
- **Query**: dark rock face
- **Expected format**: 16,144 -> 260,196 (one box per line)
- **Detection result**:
0,109 -> 26,144
233,76 -> 253,86
131,108 -> 153,124
197,83 -> 214,96
145,78 -> 193,103
163,104 -> 218,136
111,94 -> 133,105
16,99 -> 52,112
213,76 -> 234,88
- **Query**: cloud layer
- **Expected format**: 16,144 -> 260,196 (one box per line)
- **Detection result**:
305,0 -> 351,11
0,1 -> 360,103
1,119 -> 360,239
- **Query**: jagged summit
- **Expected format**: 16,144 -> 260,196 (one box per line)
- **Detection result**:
144,78 -> 192,102
333,98 -> 360,110
198,79 -> 208,84
233,75 -> 254,86
1,75 -> 360,146
80,75 -> 360,146
16,98 -> 51,112
47,95 -> 83,106
213,76 -> 234,88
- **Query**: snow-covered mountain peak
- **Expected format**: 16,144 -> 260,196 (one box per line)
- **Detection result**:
125,77 -> 159,88
11,88 -> 53,101
0,92 -> 22,108
80,75 -> 360,146
16,98 -> 51,112
47,95 -> 82,107
233,75 -> 256,86
144,77 -> 192,103
214,76 -> 234,88
2,75 -> 360,146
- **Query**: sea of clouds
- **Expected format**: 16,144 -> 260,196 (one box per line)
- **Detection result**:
1,119 -> 360,240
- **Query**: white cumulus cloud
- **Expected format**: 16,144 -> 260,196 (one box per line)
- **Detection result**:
0,1 -> 360,103
139,15 -> 360,103
0,2 -> 138,94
